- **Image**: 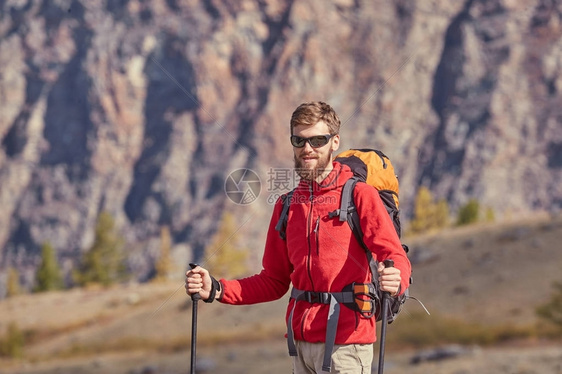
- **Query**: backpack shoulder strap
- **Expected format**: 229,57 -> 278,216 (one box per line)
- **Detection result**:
275,189 -> 295,240
338,177 -> 367,248
338,176 -> 359,223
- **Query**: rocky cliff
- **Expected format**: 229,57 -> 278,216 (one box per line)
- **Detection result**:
1,0 -> 561,290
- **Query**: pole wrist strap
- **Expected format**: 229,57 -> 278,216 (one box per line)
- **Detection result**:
204,276 -> 221,303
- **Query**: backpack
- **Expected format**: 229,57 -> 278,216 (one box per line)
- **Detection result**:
275,148 -> 410,323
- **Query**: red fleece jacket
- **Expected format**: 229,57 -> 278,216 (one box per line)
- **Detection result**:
219,162 -> 411,345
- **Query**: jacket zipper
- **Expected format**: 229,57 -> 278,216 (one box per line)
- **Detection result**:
313,216 -> 320,255
306,183 -> 315,291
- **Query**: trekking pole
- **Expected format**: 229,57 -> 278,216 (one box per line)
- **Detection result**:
189,263 -> 201,374
377,259 -> 394,374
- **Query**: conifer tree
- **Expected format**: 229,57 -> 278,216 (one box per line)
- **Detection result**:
205,211 -> 249,278
74,212 -> 127,287
35,242 -> 63,292
6,267 -> 22,297
154,225 -> 174,281
410,186 -> 434,233
410,186 -> 450,234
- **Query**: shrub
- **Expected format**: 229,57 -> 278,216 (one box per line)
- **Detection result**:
388,312 -> 534,348
457,199 -> 480,226
485,207 -> 495,222
536,282 -> 562,327
0,322 -> 24,358
434,199 -> 450,229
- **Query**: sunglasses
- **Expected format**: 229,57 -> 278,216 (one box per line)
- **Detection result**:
290,134 -> 335,148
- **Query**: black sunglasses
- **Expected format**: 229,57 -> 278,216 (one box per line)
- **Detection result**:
290,134 -> 335,148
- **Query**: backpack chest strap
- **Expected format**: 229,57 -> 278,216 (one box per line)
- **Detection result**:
290,288 -> 355,304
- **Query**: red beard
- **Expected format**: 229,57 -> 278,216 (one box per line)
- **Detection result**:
294,152 -> 332,181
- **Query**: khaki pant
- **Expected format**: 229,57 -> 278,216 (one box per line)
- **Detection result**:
292,341 -> 374,374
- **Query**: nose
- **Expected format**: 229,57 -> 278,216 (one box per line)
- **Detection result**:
302,140 -> 314,152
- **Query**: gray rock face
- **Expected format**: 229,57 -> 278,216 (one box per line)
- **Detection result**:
1,0 -> 561,286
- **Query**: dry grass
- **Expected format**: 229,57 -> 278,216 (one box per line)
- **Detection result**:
387,312 -> 538,348
1,214 -> 561,373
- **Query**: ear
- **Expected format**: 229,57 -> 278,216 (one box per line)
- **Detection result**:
331,134 -> 340,152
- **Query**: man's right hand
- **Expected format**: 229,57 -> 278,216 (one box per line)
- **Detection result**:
185,265 -> 213,301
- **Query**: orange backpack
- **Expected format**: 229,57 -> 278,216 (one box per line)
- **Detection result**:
335,148 -> 402,238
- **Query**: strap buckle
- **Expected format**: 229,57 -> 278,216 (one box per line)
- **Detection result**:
305,291 -> 331,304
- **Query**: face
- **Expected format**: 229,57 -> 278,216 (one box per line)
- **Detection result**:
292,120 -> 340,182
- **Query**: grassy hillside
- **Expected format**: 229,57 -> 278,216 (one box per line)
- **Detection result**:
1,214 -> 561,373
405,213 -> 562,326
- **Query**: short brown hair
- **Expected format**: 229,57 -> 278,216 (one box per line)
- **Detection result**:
290,101 -> 341,135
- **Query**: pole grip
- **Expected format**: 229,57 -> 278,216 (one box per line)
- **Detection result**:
189,263 -> 202,301
383,259 -> 394,269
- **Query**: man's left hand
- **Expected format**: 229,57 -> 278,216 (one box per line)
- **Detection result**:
377,261 -> 401,296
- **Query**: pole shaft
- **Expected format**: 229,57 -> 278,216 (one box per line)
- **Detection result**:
190,297 -> 199,373
377,294 -> 389,374
189,263 -> 201,374
377,259 -> 394,374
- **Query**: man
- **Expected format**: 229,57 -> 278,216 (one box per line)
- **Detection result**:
186,101 -> 411,373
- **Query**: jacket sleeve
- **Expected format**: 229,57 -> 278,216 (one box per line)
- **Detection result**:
219,197 -> 293,305
353,183 -> 411,296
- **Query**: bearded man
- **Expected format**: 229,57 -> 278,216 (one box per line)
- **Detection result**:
186,101 -> 411,373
